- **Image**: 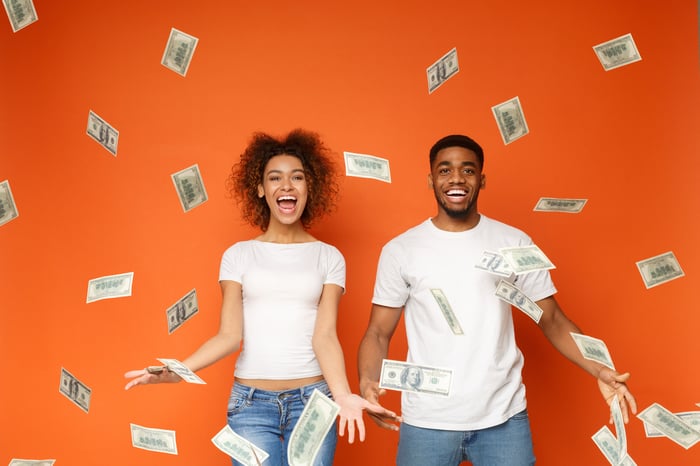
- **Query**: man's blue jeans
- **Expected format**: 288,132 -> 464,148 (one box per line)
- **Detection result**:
397,409 -> 536,466
226,380 -> 337,466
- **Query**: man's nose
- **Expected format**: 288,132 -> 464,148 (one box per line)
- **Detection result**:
449,171 -> 465,183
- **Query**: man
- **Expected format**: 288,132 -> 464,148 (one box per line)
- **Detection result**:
357,134 -> 636,466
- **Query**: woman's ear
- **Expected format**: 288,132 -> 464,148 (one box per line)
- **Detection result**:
257,185 -> 264,198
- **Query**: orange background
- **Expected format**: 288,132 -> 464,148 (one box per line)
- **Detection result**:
2,1 -> 700,464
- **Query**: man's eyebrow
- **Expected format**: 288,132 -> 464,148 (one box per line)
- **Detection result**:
436,160 -> 478,167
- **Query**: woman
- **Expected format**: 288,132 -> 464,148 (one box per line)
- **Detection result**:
124,129 -> 394,465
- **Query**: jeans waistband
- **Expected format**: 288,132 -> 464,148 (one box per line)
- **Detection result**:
231,379 -> 329,401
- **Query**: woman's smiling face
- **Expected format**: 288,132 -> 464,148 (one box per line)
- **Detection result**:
258,154 -> 308,228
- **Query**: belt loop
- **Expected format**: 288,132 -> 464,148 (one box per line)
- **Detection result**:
247,386 -> 256,402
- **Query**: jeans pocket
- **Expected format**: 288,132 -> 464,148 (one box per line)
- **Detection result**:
227,394 -> 249,416
510,409 -> 529,422
320,384 -> 333,400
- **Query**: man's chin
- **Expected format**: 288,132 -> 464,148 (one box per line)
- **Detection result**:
444,207 -> 471,219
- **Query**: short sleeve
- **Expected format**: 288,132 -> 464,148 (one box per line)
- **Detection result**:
219,244 -> 244,283
324,244 -> 346,290
372,242 -> 410,308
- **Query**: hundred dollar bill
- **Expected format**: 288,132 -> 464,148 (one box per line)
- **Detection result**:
161,27 -> 198,76
475,250 -> 512,277
130,423 -> 178,455
610,394 -> 627,463
570,332 -> 615,370
0,179 -> 19,227
288,389 -> 340,466
8,461 -> 55,466
156,358 -> 205,384
343,152 -> 391,183
491,96 -> 529,145
86,272 -> 133,303
643,411 -> 700,437
86,110 -> 119,156
171,164 -> 208,212
426,47 -> 459,94
2,0 -> 38,32
167,288 -> 199,334
430,289 -> 464,335
494,279 -> 543,323
637,403 -> 700,449
533,197 -> 587,213
8,460 -> 55,466
636,251 -> 684,289
593,33 -> 642,71
591,426 -> 637,466
59,367 -> 91,413
499,245 -> 555,275
212,425 -> 268,466
379,359 -> 452,396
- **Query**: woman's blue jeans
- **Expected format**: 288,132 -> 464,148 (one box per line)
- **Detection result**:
226,379 -> 337,466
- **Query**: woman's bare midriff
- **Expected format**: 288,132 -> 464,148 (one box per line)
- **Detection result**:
235,374 -> 324,391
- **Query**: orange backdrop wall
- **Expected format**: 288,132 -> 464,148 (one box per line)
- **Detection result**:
2,1 -> 699,464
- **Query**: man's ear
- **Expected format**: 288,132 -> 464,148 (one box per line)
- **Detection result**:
427,173 -> 434,189
480,174 -> 486,189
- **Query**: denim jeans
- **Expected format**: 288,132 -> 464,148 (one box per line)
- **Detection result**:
226,380 -> 337,466
396,409 -> 536,466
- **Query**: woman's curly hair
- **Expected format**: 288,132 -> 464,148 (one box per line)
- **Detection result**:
227,129 -> 340,231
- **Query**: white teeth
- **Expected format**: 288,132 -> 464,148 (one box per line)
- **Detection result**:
446,190 -> 466,195
278,196 -> 296,201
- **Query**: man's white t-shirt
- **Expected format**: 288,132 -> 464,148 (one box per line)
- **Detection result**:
373,216 -> 556,431
219,240 -> 345,379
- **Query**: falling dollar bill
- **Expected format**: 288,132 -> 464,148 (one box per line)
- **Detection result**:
637,403 -> 700,449
379,359 -> 452,396
343,152 -> 391,183
86,110 -> 119,156
533,197 -> 587,213
8,460 -> 55,466
212,425 -> 268,466
59,367 -> 91,413
2,0 -> 37,32
156,358 -> 205,384
494,279 -> 543,323
591,426 -> 638,466
130,423 -> 178,455
491,96 -> 529,145
426,47 -> 459,93
86,272 -> 134,303
0,179 -> 19,227
475,250 -> 512,277
570,332 -> 615,370
593,33 -> 642,71
610,395 -> 628,463
499,244 -> 555,275
636,251 -> 684,289
288,389 -> 340,466
429,289 -> 464,335
644,411 -> 700,437
171,164 -> 208,212
161,27 -> 198,76
167,288 -> 199,334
